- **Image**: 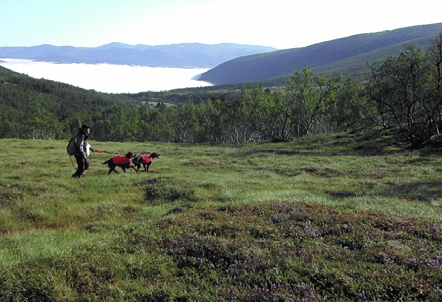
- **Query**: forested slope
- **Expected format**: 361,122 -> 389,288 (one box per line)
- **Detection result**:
0,66 -> 141,138
0,65 -> 237,141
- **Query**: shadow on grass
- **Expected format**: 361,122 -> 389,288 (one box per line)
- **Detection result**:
326,181 -> 442,203
236,128 -> 422,157
376,180 -> 442,202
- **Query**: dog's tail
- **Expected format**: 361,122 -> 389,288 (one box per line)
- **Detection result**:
101,159 -> 111,165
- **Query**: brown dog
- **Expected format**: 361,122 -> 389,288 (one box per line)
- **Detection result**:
101,152 -> 137,175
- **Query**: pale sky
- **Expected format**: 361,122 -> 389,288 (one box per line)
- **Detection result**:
2,0 -> 442,49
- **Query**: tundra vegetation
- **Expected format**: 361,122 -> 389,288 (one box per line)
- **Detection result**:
1,35 -> 442,301
1,133 -> 442,301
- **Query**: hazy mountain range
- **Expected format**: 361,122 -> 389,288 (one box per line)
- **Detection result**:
1,23 -> 442,87
0,43 -> 277,69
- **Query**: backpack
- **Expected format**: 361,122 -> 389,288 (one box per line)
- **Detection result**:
66,136 -> 78,155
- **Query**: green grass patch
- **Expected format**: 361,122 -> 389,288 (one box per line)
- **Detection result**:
1,131 -> 442,301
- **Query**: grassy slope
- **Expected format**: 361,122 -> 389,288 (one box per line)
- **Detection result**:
1,131 -> 442,301
199,23 -> 442,85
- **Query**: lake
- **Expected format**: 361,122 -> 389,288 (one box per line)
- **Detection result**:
0,58 -> 212,93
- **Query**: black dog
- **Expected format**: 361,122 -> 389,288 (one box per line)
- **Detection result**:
132,152 -> 161,172
101,152 -> 137,175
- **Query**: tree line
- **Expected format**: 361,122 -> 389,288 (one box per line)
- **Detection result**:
1,34 -> 441,146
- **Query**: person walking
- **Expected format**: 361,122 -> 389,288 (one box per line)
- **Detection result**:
71,124 -> 98,178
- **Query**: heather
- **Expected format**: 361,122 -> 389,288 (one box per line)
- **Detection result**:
1,131 -> 442,301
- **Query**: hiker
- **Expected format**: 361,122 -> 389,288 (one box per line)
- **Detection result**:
71,124 -> 103,178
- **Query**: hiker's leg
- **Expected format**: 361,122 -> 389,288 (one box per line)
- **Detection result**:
72,155 -> 85,177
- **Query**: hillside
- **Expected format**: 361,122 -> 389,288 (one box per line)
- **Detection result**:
198,23 -> 442,85
0,43 -> 277,68
0,65 -> 144,138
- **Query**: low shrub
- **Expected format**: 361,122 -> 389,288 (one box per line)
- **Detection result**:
141,177 -> 198,203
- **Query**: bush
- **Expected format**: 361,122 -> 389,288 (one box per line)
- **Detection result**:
141,177 -> 198,203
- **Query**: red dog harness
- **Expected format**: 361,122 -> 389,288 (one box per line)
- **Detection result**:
140,154 -> 153,164
112,156 -> 132,165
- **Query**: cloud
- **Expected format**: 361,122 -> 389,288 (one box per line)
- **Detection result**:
0,59 -> 211,93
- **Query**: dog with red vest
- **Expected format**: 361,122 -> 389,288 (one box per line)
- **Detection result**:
132,152 -> 161,172
101,152 -> 137,175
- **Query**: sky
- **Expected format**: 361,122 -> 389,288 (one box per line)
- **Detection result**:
2,0 -> 442,50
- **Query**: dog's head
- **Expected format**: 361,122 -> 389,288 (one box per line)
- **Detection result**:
125,152 -> 136,159
150,152 -> 161,159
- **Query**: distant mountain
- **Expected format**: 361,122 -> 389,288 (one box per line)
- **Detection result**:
198,23 -> 442,85
0,43 -> 277,68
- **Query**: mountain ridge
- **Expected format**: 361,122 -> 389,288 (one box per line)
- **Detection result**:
198,23 -> 442,85
2,23 -> 442,86
0,43 -> 277,69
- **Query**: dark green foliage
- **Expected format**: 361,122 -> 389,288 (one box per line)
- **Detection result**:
365,35 -> 442,144
0,65 -> 391,144
0,66 -> 141,139
0,267 -> 53,302
141,177 -> 199,203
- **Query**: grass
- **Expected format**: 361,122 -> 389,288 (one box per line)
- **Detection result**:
1,130 -> 442,301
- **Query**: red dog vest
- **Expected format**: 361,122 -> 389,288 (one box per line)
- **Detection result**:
140,154 -> 153,164
112,156 -> 132,165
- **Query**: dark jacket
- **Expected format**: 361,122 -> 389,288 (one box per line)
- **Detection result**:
74,130 -> 88,156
